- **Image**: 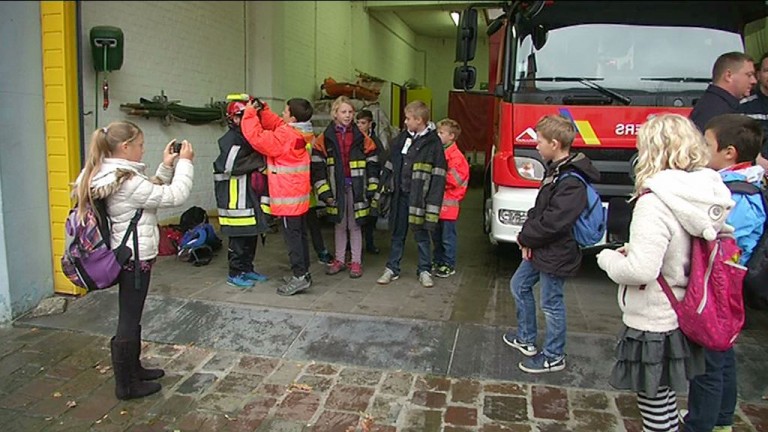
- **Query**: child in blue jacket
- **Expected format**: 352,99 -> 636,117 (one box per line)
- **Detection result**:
683,113 -> 765,432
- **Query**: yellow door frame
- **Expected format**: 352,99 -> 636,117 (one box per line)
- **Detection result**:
40,1 -> 85,295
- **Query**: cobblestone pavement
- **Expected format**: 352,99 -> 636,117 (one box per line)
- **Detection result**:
1,327 -> 767,432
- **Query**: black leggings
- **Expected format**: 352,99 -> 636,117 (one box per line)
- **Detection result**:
116,263 -> 152,339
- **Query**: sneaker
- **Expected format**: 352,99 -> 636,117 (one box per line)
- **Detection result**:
326,259 -> 346,275
712,426 -> 733,432
317,250 -> 333,265
502,331 -> 537,357
678,409 -> 688,426
377,268 -> 399,285
349,262 -> 363,279
419,271 -> 434,288
434,265 -> 456,278
282,273 -> 312,284
243,271 -> 268,282
227,274 -> 255,289
277,274 -> 311,296
518,353 -> 566,374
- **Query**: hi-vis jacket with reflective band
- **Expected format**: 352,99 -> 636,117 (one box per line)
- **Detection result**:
241,105 -> 311,217
440,142 -> 470,221
302,136 -> 319,208
311,124 -> 379,224
213,127 -> 269,237
372,128 -> 446,231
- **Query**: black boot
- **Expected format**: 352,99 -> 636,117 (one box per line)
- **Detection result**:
111,338 -> 162,400
134,326 -> 165,380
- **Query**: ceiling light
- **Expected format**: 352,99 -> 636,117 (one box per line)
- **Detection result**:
450,11 -> 460,26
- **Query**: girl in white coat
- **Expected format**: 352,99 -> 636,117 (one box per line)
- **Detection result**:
74,121 -> 194,400
596,114 -> 733,432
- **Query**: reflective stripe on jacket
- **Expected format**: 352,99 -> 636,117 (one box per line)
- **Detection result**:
311,123 -> 379,224
241,106 -> 311,217
440,143 -> 470,221
373,129 -> 446,230
213,127 -> 269,236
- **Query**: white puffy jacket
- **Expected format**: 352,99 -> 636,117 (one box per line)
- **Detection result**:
596,169 -> 733,333
88,158 -> 194,261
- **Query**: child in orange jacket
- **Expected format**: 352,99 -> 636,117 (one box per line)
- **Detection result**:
241,98 -> 313,296
432,118 -> 469,278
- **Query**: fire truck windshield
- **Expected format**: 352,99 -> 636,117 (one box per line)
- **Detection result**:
515,24 -> 743,93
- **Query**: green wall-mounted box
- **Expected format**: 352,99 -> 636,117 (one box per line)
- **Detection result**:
90,26 -> 124,72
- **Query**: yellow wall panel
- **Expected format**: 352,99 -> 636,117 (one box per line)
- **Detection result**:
43,51 -> 64,68
41,1 -> 83,296
42,15 -> 64,31
48,154 -> 68,167
43,70 -> 64,85
50,192 -> 72,208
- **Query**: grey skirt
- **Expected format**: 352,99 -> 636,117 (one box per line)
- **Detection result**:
609,325 -> 705,398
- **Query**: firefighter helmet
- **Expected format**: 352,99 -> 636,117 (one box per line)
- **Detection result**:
226,101 -> 247,118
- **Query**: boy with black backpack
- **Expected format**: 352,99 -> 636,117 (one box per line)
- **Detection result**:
681,113 -> 765,432
502,114 -> 600,374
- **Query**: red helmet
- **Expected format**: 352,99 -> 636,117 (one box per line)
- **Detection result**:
226,101 -> 247,118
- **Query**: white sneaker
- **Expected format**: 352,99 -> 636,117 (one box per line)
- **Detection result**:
419,271 -> 434,288
377,268 -> 399,285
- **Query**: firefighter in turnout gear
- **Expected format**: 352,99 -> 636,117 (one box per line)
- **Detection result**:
213,100 -> 270,288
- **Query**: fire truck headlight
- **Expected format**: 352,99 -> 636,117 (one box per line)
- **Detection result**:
498,209 -> 528,226
514,157 -> 545,181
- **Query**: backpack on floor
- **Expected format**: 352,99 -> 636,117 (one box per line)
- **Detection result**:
557,171 -> 606,247
657,233 -> 746,351
177,222 -> 221,266
61,199 -> 142,291
724,180 -> 768,310
179,206 -> 208,233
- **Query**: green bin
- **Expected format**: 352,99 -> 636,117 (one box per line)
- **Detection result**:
90,26 -> 124,72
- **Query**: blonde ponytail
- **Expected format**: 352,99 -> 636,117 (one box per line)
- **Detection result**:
74,121 -> 142,223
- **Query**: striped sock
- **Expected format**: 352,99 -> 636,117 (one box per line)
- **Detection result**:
665,388 -> 679,432
637,387 -> 677,432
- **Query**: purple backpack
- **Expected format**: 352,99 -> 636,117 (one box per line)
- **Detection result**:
61,200 -> 142,291
658,233 -> 746,351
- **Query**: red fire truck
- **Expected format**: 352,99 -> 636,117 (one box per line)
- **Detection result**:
454,1 -> 767,247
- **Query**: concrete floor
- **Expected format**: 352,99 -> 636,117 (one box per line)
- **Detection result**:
17,187 -> 768,405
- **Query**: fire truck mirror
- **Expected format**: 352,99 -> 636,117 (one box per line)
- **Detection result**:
453,66 -> 477,90
455,8 -> 478,62
532,24 -> 548,51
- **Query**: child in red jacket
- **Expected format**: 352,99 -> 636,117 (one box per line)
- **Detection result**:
432,118 -> 470,278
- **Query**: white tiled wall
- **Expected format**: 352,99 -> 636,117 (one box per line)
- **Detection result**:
80,1 -> 246,221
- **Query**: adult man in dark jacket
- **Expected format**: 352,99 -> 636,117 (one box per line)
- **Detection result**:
740,52 -> 768,168
690,51 -> 756,131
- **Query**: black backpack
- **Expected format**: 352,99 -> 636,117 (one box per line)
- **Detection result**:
725,180 -> 768,310
179,206 -> 208,233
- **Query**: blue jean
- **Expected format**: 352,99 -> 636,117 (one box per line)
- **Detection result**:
684,348 -> 737,431
386,193 -> 431,275
431,220 -> 457,268
509,259 -> 566,358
